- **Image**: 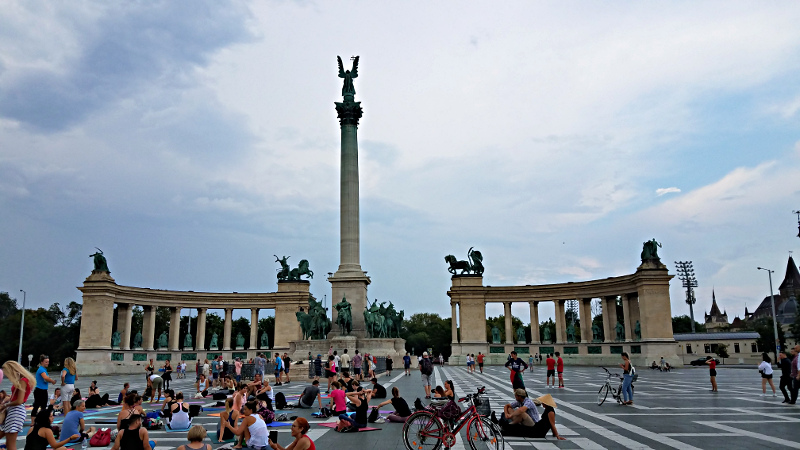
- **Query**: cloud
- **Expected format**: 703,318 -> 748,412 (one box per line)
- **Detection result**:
656,187 -> 681,196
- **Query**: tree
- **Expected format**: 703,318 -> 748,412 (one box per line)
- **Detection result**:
716,343 -> 730,364
401,313 -> 451,357
539,319 -> 555,342
789,313 -> 800,346
258,317 -> 275,350
749,317 -> 786,360
205,313 -> 224,347
672,315 -> 706,334
485,315 -> 524,343
0,292 -> 19,319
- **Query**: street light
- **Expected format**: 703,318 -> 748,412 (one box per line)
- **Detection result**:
675,261 -> 698,333
18,289 -> 27,363
757,267 -> 781,359
793,210 -> 800,238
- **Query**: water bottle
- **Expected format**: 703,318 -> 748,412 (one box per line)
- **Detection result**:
81,437 -> 88,450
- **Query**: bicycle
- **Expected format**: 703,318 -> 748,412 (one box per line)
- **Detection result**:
403,386 -> 503,449
596,366 -> 633,405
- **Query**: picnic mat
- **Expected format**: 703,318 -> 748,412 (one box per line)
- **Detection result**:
267,422 -> 292,428
317,422 -> 381,432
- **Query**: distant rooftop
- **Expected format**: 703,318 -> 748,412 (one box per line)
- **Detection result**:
673,331 -> 759,341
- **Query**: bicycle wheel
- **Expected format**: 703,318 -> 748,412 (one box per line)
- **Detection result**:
403,411 -> 444,450
597,384 -> 609,405
467,416 -> 503,450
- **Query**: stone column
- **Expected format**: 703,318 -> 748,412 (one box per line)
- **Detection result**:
142,306 -> 156,351
249,308 -> 259,350
602,296 -> 617,343
117,303 -> 133,350
451,302 -> 459,343
579,298 -> 592,343
169,307 -> 181,351
529,302 -> 540,344
196,308 -> 207,351
635,267 -> 674,340
504,302 -> 513,344
223,308 -> 233,351
554,300 -> 567,343
621,294 -> 631,341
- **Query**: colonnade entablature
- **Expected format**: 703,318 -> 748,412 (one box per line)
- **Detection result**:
448,263 -> 679,365
76,272 -> 307,373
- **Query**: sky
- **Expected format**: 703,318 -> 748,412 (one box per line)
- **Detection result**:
1,1 -> 800,327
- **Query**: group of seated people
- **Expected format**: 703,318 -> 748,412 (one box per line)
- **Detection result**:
649,360 -> 672,371
492,389 -> 566,440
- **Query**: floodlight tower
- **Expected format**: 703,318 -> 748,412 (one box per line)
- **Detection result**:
674,261 -> 698,333
793,210 -> 800,238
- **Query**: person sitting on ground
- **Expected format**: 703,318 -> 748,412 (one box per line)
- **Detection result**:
49,387 -> 63,413
61,400 -> 97,443
336,387 -> 373,432
70,388 -> 81,408
85,381 -> 119,408
268,418 -> 314,450
340,371 -> 355,392
374,387 -> 412,423
255,378 -> 274,411
25,408 -> 80,450
298,380 -> 323,409
369,378 -> 387,399
110,414 -> 157,450
650,361 -> 658,370
328,381 -> 347,416
231,384 -> 247,416
247,373 -> 264,397
432,386 -> 446,398
167,392 -> 191,430
118,393 -> 141,430
223,401 -> 268,449
443,380 -> 455,400
195,374 -> 209,398
160,390 -> 176,418
176,425 -> 211,450
118,383 -> 130,404
492,390 -> 565,440
217,398 -> 239,443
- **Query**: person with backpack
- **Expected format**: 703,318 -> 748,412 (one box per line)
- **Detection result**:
419,352 -> 434,399
619,352 -> 634,405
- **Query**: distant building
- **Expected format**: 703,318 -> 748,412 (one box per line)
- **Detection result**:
704,290 -> 729,331
750,256 -> 799,328
674,331 -> 761,364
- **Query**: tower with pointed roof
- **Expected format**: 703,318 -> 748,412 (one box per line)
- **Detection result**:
704,289 -> 729,331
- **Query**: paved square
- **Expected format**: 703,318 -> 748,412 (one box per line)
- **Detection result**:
5,364 -> 799,449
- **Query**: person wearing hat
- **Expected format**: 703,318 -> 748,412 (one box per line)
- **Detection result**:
492,389 -> 565,440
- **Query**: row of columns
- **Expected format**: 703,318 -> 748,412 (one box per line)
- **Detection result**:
450,294 -> 642,345
114,304 -> 269,352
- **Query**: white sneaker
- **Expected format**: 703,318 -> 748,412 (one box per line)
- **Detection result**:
760,394 -> 767,397
773,393 -> 777,397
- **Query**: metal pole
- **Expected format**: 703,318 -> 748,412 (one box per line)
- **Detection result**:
18,289 -> 26,364
758,267 -> 781,360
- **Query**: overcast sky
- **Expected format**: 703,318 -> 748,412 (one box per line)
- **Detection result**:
2,1 -> 799,326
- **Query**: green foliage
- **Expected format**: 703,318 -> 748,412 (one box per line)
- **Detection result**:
672,315 -> 706,333
258,317 -> 275,348
400,313 -> 451,357
485,315 -> 524,342
789,313 -> 800,346
716,343 -> 730,362
539,318 -> 555,342
205,313 -> 224,345
748,317 -> 786,357
0,292 -> 20,319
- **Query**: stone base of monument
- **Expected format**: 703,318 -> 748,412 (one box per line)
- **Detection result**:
76,348 -> 290,375
236,346 -> 244,350
183,347 -> 194,351
288,337 -> 406,362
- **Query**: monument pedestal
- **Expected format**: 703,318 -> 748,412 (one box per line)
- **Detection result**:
289,337 -> 405,363
329,272 -> 371,338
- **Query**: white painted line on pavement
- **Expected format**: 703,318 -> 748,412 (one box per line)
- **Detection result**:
695,422 -> 800,449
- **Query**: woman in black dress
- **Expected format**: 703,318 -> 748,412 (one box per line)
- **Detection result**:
385,355 -> 393,376
162,361 -> 173,390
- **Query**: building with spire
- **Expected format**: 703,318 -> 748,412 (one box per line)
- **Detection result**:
750,256 -> 799,327
704,290 -> 729,331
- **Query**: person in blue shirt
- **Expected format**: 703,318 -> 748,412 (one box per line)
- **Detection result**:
61,400 -> 97,442
211,358 -> 220,388
274,355 -> 283,386
32,355 -> 56,418
403,352 -> 412,376
60,358 -> 78,414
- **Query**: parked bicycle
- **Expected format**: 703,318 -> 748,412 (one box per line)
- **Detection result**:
403,386 -> 503,449
597,366 -> 634,405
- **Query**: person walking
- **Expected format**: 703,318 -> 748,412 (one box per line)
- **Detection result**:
386,354 -> 393,376
779,351 -> 792,403
477,352 -> 485,374
0,361 -> 36,450
619,352 -> 633,405
60,357 -> 78,414
352,351 -> 363,381
705,356 -> 718,392
555,352 -> 565,388
403,352 -> 411,376
419,352 -> 434,399
790,345 -> 800,405
545,354 -> 556,388
759,353 -> 777,397
505,351 -> 528,390
32,355 -> 56,418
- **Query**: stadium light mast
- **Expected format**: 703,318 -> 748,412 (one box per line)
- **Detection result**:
674,261 -> 698,333
793,210 -> 800,238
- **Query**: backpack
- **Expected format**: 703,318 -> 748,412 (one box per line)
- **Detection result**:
630,365 -> 638,382
188,405 -> 203,418
368,407 -> 380,423
435,400 -> 461,421
275,392 -> 287,410
420,358 -> 433,376
318,407 -> 331,418
258,406 -> 275,424
89,429 -> 111,447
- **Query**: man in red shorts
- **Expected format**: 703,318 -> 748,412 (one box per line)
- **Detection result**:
556,352 -> 564,388
545,354 -> 556,388
477,353 -> 485,374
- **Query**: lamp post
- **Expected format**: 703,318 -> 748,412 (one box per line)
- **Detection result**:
675,261 -> 698,333
18,289 -> 26,363
757,267 -> 781,359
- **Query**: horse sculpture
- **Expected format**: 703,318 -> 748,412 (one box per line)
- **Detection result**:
289,259 -> 314,281
445,254 -> 472,274
296,311 -> 314,340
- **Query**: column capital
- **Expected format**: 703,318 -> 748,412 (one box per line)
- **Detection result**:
335,100 -> 363,126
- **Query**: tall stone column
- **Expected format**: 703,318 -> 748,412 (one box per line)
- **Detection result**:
196,308 -> 207,351
169,307 -> 181,351
142,306 -> 156,351
529,302 -> 540,344
451,302 -> 459,343
249,308 -> 259,350
579,298 -> 592,343
504,302 -> 513,344
554,300 -> 567,343
621,294 -> 631,342
223,308 -> 233,351
117,303 -> 133,350
330,62 -> 371,338
602,296 -> 617,343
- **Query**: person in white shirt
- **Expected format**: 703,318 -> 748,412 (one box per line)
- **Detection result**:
340,349 -> 351,373
758,353 -> 777,397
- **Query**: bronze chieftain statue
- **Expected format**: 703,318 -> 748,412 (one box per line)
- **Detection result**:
334,296 -> 352,335
90,248 -> 110,273
275,255 -> 313,282
641,238 -> 662,261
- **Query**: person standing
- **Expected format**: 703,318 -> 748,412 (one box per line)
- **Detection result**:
505,351 -> 528,390
162,360 -> 173,390
545,354 -> 556,388
282,353 -> 292,384
528,355 -> 534,372
778,351 -> 792,403
790,345 -> 800,405
352,351 -> 363,381
340,349 -> 351,374
477,352 -> 485,374
385,354 -> 393,376
419,352 -> 434,399
403,352 -> 411,376
759,353 -> 777,397
660,356 -> 666,371
555,352 -> 565,388
32,355 -> 56,418
60,357 -> 78,414
0,361 -> 35,450
273,354 -> 283,386
619,352 -> 633,405
705,356 -> 718,392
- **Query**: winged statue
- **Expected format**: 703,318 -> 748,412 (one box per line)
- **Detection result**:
337,55 -> 359,98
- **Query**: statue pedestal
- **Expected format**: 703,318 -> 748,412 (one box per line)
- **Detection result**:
288,337 -> 406,363
236,346 -> 244,350
133,347 -> 143,351
183,347 -> 194,351
112,346 -> 120,349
